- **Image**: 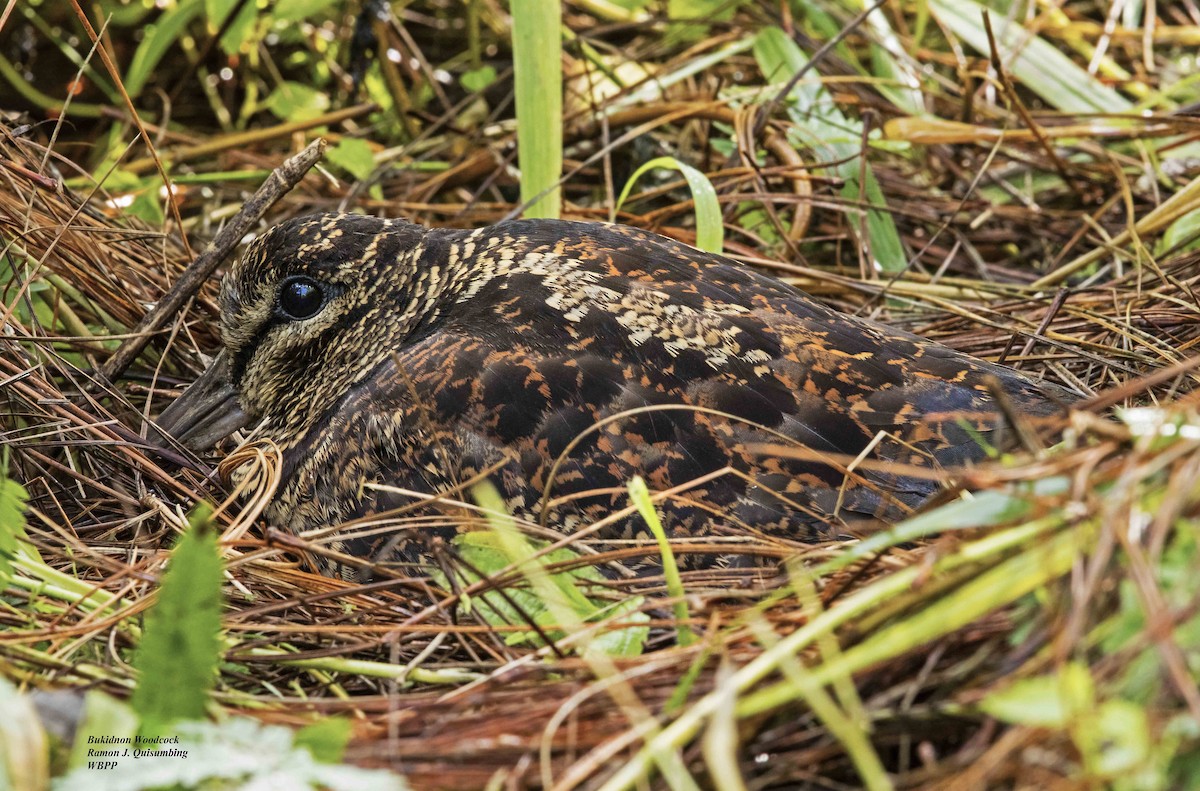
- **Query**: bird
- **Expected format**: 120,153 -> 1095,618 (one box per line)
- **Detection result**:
156,213 -> 1070,579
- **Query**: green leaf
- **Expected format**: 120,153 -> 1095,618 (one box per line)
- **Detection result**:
857,0 -> 925,115
294,717 -> 352,763
128,188 -> 165,226
615,156 -> 723,253
849,167 -> 907,275
453,484 -> 647,657
666,0 -> 740,43
446,532 -> 598,645
124,0 -> 205,97
93,169 -> 166,226
753,26 -> 906,271
667,0 -> 736,22
585,597 -> 650,658
130,504 -> 224,734
326,138 -> 376,181
980,663 -> 1095,728
265,81 -> 331,122
754,26 -> 825,119
0,475 -> 29,588
273,0 -> 339,22
511,0 -> 562,218
97,168 -> 142,193
1092,699 -> 1151,777
736,204 -> 783,245
461,65 -> 498,93
206,0 -> 260,55
1160,208 -> 1200,255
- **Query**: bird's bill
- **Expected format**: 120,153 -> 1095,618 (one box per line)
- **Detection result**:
155,350 -> 254,451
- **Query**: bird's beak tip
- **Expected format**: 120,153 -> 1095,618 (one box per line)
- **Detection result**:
154,351 -> 254,452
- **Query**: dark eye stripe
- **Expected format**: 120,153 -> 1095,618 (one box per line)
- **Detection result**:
230,277 -> 341,387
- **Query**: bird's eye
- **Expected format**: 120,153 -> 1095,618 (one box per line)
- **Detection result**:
277,277 -> 324,320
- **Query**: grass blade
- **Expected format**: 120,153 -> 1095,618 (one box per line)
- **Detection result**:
615,156 -> 723,253
512,0 -> 562,218
628,476 -> 696,646
753,26 -> 906,272
124,0 -> 205,98
0,470 -> 29,589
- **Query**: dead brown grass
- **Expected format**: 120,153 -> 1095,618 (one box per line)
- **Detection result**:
5,2 -> 1200,788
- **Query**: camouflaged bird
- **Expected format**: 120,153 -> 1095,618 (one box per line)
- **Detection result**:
158,213 -> 1068,577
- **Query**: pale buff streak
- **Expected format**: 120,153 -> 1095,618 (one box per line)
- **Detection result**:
448,246 -> 773,369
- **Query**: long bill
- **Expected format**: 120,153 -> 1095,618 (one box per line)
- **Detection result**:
155,350 -> 255,451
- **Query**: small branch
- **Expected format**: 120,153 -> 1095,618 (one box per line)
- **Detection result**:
982,11 -> 1085,201
100,138 -> 327,382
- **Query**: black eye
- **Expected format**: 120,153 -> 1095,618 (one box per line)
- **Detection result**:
277,277 -> 324,320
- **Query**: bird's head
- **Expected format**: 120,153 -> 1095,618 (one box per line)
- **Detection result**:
157,213 -> 441,450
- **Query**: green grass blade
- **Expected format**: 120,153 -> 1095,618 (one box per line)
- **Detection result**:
511,0 -> 562,218
628,476 -> 697,646
747,616 -> 893,791
613,38 -> 756,110
615,156 -> 723,253
124,0 -> 205,98
840,0 -> 925,115
740,523 -> 1085,718
596,519 -> 1085,791
753,26 -> 906,272
294,717 -> 353,763
0,472 -> 29,589
471,482 -> 649,657
700,659 -> 746,791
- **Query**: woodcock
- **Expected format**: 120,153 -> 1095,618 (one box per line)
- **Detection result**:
157,214 -> 1069,577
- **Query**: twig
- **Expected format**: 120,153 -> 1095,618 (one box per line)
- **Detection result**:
982,11 -> 1085,201
120,104 -> 372,176
99,138 -> 327,382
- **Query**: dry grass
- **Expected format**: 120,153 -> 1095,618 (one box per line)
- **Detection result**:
4,2 -> 1200,788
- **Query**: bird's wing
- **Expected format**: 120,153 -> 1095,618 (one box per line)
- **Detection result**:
279,223 -> 1067,574
280,325 -> 992,574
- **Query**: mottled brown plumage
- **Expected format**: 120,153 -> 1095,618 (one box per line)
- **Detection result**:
158,213 -> 1069,577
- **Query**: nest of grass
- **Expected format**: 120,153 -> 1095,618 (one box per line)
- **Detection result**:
5,3 -> 1200,788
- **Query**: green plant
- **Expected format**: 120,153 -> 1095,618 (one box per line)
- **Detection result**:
511,0 -> 563,218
